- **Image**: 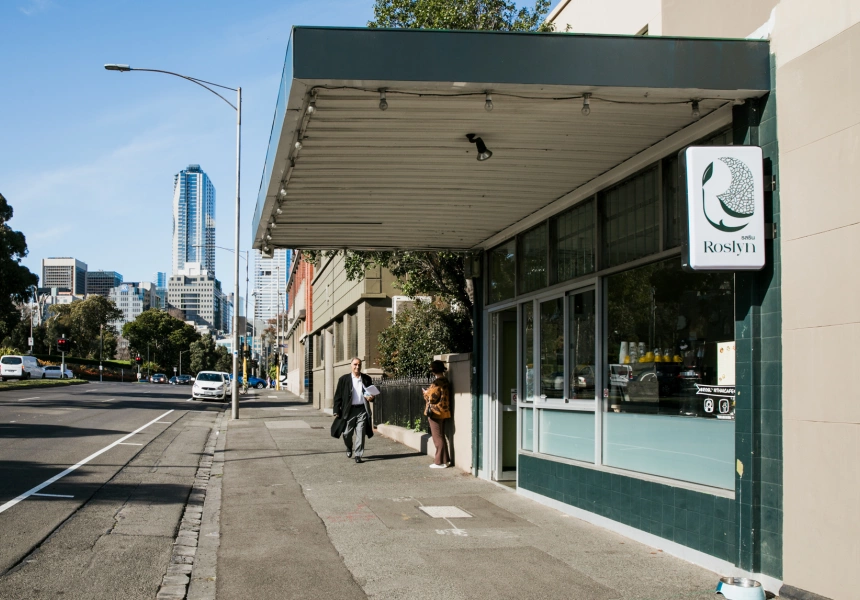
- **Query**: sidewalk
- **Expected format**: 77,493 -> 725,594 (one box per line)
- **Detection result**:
207,391 -> 726,600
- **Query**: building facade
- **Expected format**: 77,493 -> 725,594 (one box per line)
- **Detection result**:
86,270 -> 123,297
108,282 -> 153,331
167,263 -> 231,335
172,164 -> 216,275
283,252 -> 313,399
41,257 -> 87,295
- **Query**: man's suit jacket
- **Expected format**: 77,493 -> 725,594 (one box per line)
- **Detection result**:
333,372 -> 374,439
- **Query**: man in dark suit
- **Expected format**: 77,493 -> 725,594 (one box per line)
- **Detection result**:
333,357 -> 377,463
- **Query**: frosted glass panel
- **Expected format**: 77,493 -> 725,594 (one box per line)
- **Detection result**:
539,410 -> 594,463
522,408 -> 534,451
603,413 -> 735,489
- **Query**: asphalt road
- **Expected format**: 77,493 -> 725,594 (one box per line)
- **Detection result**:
0,381 -> 229,598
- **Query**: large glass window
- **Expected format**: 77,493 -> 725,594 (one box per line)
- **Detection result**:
539,410 -> 594,462
568,290 -> 596,400
518,224 -> 548,294
539,298 -> 564,399
602,167 -> 659,268
604,258 -> 735,489
488,239 -> 516,304
522,302 -> 535,401
552,201 -> 595,283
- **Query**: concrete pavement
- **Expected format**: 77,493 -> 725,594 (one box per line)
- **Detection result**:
205,390 -> 731,600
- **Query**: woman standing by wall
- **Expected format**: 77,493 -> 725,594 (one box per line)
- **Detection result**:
423,360 -> 452,468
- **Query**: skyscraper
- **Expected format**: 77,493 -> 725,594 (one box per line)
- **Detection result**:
172,164 -> 215,275
253,249 -> 291,323
86,270 -> 123,297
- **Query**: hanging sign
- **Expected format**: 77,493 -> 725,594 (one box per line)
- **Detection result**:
681,146 -> 765,271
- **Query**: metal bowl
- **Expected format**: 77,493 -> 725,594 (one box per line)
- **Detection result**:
715,577 -> 765,600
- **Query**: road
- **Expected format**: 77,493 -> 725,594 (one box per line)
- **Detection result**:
0,381 -> 229,599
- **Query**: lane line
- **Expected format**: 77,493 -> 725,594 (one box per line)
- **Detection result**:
18,397 -> 40,401
118,442 -> 143,446
0,409 -> 175,515
100,398 -> 115,403
32,493 -> 74,498
155,421 -> 172,424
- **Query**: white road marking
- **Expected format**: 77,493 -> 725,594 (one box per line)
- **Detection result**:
100,398 -> 115,402
0,409 -> 175,515
155,421 -> 172,424
32,493 -> 74,498
18,397 -> 40,401
283,408 -> 297,411
118,442 -> 143,446
268,395 -> 278,398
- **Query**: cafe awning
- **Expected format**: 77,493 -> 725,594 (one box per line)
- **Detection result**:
252,27 -> 770,253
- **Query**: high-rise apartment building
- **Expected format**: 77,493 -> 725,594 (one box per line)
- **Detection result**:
153,271 -> 168,309
253,249 -> 290,323
172,164 -> 216,275
41,257 -> 87,295
86,270 -> 123,297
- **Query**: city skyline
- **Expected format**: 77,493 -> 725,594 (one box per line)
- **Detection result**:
172,164 -> 216,276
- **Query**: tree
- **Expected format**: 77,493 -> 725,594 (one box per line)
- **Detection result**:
368,0 -> 554,32
0,193 -> 39,342
68,296 -> 123,359
214,347 -> 233,373
189,335 -> 220,374
122,309 -> 201,373
377,300 -> 472,376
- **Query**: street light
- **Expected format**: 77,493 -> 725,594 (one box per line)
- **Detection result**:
105,63 -> 242,420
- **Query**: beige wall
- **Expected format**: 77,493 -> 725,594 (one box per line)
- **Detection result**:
660,0 -> 777,37
549,0 -> 661,34
775,2 -> 860,597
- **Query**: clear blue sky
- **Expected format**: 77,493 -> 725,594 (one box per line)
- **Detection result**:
1,0 -> 374,308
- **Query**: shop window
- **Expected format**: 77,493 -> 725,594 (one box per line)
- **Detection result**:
568,290 -> 596,400
488,239 -> 516,304
347,312 -> 358,358
539,410 -> 594,462
601,167 -> 659,268
604,258 -> 735,489
522,302 -> 535,400
522,407 -> 534,451
552,201 -> 595,283
518,223 -> 548,294
539,298 -> 563,399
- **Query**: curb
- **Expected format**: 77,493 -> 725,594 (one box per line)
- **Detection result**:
156,409 -> 224,600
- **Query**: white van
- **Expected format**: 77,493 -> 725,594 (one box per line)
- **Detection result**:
0,355 -> 45,381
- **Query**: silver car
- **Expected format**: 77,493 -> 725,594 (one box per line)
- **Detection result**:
43,365 -> 74,379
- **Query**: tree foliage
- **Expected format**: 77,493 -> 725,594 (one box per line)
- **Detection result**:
44,296 -> 123,359
377,300 -> 471,376
188,335 -> 232,374
0,193 -> 39,342
368,0 -> 554,31
122,309 -> 201,373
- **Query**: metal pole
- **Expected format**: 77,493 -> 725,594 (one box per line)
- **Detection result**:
100,324 -> 103,383
231,86 -> 241,420
243,251 -> 248,386
276,263 -> 280,391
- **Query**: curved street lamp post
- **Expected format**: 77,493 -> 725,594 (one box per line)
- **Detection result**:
105,63 -> 242,419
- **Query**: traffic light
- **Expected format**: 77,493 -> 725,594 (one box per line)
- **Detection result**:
134,355 -> 142,365
57,338 -> 70,353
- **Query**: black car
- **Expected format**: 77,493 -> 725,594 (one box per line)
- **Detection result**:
151,373 -> 167,384
170,374 -> 193,385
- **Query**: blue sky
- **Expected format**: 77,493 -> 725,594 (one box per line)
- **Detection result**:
1,0 -> 374,308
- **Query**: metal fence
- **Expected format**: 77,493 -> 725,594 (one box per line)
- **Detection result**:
370,375 -> 434,431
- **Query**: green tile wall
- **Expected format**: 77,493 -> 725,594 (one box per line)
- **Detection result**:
520,454 -> 738,563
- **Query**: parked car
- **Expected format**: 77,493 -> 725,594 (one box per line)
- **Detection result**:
231,375 -> 268,389
192,371 -> 230,401
150,373 -> 168,384
43,365 -> 74,379
0,355 -> 45,381
169,375 -> 193,385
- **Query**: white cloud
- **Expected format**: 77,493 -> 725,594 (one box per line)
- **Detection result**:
18,0 -> 54,16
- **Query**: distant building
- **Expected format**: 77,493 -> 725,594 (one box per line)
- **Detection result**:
34,286 -> 82,325
42,258 -> 87,295
153,272 -> 168,310
167,263 -> 231,335
108,282 -> 154,332
86,270 -> 123,297
253,249 -> 290,323
172,164 -> 216,275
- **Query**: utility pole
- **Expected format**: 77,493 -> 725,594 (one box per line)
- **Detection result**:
276,263 -> 281,391
99,324 -> 104,383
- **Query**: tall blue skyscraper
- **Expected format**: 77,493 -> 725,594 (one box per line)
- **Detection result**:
172,164 -> 216,275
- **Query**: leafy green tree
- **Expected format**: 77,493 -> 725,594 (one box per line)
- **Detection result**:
368,0 -> 553,31
0,193 -> 39,342
377,300 -> 471,376
2,305 -> 48,354
189,335 -> 220,374
214,346 -> 233,373
122,309 -> 200,374
68,295 -> 123,359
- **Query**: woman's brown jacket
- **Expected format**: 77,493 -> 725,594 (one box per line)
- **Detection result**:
423,377 -> 452,420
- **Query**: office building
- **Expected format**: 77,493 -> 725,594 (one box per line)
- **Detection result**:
108,282 -> 153,331
153,271 -> 168,310
41,258 -> 87,295
253,249 -> 290,323
167,263 -> 231,335
86,270 -> 123,297
172,164 -> 216,275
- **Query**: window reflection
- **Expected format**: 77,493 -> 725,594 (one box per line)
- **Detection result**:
489,239 -> 516,304
523,302 -> 535,400
539,298 -> 564,399
568,290 -> 596,399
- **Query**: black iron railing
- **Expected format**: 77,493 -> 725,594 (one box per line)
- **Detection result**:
370,375 -> 434,431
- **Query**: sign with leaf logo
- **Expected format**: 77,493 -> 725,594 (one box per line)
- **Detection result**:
680,146 -> 765,271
